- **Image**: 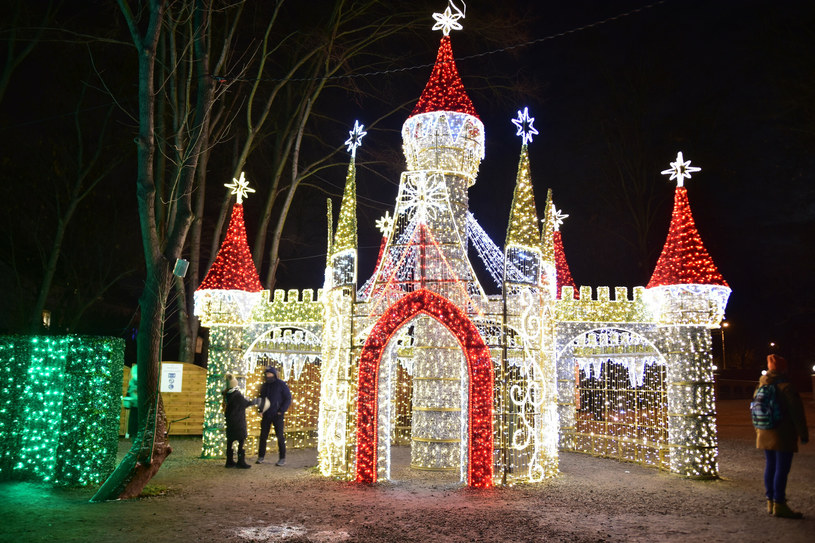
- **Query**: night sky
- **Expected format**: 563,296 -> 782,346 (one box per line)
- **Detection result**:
1,0 -> 813,376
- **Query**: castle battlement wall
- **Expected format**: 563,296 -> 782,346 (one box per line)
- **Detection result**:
252,289 -> 323,324
556,285 -> 650,324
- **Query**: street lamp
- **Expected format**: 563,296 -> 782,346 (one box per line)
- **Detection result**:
720,321 -> 729,370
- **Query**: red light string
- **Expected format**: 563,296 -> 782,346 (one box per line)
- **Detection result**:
554,230 -> 577,298
355,288 -> 494,488
410,36 -> 479,118
648,187 -> 727,288
198,204 -> 263,292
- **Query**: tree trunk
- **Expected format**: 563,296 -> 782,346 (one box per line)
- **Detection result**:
93,0 -> 172,502
175,275 -> 193,363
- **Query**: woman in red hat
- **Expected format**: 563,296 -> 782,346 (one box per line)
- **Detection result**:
755,354 -> 809,518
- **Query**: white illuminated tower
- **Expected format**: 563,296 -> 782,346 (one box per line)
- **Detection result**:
328,15 -> 497,484
645,152 -> 731,477
364,30 -> 486,311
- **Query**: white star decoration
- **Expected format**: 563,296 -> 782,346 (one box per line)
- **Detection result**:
552,207 -> 569,231
543,207 -> 569,231
432,2 -> 466,36
512,107 -> 539,145
225,171 -> 255,204
345,120 -> 367,157
375,211 -> 394,237
661,151 -> 701,187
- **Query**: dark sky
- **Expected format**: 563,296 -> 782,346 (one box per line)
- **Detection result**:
1,0 -> 813,372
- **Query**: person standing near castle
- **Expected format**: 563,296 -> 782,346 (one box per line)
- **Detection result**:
222,373 -> 254,469
755,354 -> 809,518
256,367 -> 291,466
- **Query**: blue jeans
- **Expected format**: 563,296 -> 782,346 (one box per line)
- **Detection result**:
764,450 -> 794,503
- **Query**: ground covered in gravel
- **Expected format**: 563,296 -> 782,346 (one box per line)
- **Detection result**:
1,398 -> 813,543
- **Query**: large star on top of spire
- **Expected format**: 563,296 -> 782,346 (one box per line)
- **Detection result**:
661,151 -> 701,187
512,107 -> 539,145
345,120 -> 367,157
225,171 -> 255,204
432,1 -> 466,36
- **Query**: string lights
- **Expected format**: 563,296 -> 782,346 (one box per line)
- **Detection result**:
355,289 -> 494,488
410,35 -> 477,119
194,7 -> 729,487
552,218 -> 577,298
0,336 -> 123,486
648,188 -> 727,288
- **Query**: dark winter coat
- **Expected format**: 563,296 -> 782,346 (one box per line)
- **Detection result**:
223,388 -> 253,441
258,368 -> 292,418
755,371 -> 809,452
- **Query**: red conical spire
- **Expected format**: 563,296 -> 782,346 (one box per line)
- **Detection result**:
647,187 -> 727,288
554,230 -> 577,298
198,204 -> 263,292
410,35 -> 478,118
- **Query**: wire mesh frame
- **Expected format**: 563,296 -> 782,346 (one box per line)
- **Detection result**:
560,325 -> 671,471
572,358 -> 669,469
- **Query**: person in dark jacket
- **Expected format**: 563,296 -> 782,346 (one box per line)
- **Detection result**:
222,373 -> 254,469
255,367 -> 292,466
755,354 -> 809,518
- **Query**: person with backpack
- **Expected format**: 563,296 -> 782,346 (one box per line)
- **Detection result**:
753,354 -> 809,518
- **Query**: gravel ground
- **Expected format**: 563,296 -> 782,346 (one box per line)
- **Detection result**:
1,397 -> 813,543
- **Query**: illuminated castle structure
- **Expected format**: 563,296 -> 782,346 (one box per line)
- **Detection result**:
194,8 -> 730,488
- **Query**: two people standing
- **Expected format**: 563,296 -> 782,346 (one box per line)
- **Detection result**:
221,366 -> 291,468
754,354 -> 809,519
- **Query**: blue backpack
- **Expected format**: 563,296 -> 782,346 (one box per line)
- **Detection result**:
750,383 -> 782,430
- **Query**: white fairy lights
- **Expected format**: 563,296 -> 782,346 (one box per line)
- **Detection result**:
194,6 -> 728,486
512,107 -> 539,145
224,171 -> 256,204
345,120 -> 367,157
661,151 -> 700,188
432,1 -> 466,36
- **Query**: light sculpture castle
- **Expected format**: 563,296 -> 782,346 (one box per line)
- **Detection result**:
194,5 -> 730,488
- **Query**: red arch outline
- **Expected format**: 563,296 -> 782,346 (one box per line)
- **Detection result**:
355,289 -> 494,487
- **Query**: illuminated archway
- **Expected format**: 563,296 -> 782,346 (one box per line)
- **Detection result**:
356,289 -> 494,488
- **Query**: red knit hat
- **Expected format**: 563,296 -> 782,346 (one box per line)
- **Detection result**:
767,354 -> 788,373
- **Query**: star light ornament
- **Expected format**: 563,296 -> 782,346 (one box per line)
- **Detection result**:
345,120 -> 367,158
512,107 -> 539,145
661,151 -> 701,187
551,207 -> 569,231
225,171 -> 255,204
375,211 -> 394,237
432,1 -> 466,35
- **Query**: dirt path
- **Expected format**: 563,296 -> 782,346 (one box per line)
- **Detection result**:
2,398 -> 813,543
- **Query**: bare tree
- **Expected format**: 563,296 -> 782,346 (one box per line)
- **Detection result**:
93,0 -> 219,501
0,2 -> 60,106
